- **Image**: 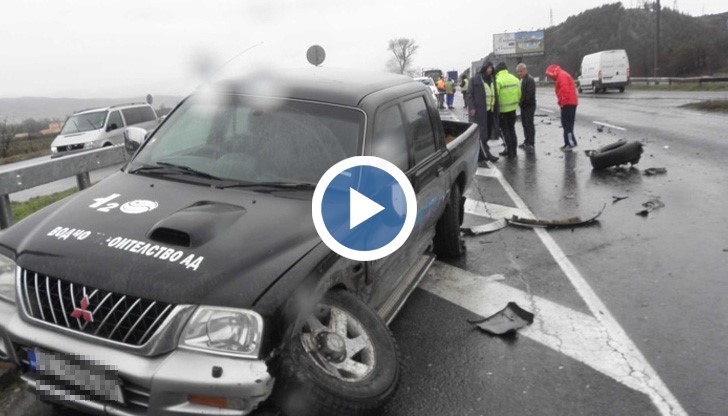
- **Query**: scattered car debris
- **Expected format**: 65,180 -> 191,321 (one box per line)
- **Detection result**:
643,167 -> 667,176
467,302 -> 535,335
612,195 -> 629,204
461,218 -> 508,236
596,125 -> 604,133
507,204 -> 605,229
636,197 -> 665,216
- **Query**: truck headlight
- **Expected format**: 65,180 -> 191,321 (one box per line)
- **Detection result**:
84,141 -> 100,149
179,307 -> 263,358
0,254 -> 16,304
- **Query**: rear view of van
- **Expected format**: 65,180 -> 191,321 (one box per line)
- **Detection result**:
51,103 -> 158,154
577,50 -> 630,94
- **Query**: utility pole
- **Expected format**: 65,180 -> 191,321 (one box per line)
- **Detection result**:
654,0 -> 661,78
550,9 -> 554,27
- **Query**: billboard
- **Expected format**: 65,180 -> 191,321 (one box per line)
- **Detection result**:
493,31 -> 545,57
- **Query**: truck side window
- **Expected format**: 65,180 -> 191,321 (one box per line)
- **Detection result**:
403,97 -> 436,165
372,104 -> 408,171
107,111 -> 123,131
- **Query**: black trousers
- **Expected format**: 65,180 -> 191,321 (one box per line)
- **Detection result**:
500,111 -> 518,153
520,105 -> 536,146
561,105 -> 577,147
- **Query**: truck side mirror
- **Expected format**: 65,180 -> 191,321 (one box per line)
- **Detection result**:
124,127 -> 147,156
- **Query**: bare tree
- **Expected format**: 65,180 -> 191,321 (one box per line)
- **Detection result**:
0,119 -> 19,158
387,38 -> 419,74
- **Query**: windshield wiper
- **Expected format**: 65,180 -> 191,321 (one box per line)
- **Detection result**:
216,181 -> 316,190
128,162 -> 223,181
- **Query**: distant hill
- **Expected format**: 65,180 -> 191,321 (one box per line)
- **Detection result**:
481,3 -> 728,79
0,95 -> 183,122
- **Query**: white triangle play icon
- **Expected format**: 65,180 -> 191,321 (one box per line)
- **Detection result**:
350,188 -> 385,229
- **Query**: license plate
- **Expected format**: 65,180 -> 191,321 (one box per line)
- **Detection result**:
32,349 -> 124,404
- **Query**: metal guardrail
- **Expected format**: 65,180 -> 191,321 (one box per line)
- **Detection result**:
630,76 -> 728,85
0,146 -> 129,229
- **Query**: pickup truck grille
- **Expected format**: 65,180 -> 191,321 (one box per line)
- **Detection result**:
19,268 -> 174,347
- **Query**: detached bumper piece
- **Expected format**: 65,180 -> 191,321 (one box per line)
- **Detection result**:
468,302 -> 535,336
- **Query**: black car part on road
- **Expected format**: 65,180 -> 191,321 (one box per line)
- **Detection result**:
588,140 -> 644,170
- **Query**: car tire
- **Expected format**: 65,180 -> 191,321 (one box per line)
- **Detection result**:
433,184 -> 465,258
589,140 -> 644,170
619,87 -> 625,93
274,290 -> 400,416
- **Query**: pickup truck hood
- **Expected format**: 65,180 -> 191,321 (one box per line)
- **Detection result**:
51,130 -> 102,147
1,172 -> 321,308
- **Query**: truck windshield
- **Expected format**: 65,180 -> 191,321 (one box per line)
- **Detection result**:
131,94 -> 364,185
60,111 -> 108,134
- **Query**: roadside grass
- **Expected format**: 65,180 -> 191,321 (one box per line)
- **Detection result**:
679,100 -> 728,114
0,149 -> 51,165
11,187 -> 77,222
0,136 -> 54,165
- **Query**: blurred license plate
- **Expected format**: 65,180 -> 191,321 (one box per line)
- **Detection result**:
32,349 -> 124,403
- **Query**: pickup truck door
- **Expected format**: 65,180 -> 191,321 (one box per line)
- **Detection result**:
401,95 -> 449,244
365,94 -> 448,311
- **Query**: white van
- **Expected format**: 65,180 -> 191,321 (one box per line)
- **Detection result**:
577,50 -> 630,93
51,103 -> 158,154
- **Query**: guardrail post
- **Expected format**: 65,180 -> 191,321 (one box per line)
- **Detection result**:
0,195 -> 13,229
76,172 -> 91,190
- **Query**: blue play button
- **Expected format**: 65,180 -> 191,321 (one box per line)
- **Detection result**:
312,156 -> 417,261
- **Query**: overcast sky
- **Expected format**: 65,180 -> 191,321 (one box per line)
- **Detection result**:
0,0 -> 720,98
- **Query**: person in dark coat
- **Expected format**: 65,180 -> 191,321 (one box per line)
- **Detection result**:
467,62 -> 499,163
517,63 -> 536,151
481,61 -> 498,145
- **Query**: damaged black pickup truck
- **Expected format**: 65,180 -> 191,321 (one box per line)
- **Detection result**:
0,68 -> 478,416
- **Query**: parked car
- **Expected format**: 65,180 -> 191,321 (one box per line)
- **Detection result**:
0,68 -> 478,416
577,49 -> 630,93
413,76 -> 438,104
50,102 -> 158,154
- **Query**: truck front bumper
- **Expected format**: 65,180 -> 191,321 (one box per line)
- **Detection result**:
0,301 -> 274,415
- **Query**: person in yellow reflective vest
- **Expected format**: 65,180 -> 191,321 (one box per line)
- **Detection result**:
481,62 -> 497,144
467,61 -> 499,163
494,62 -> 521,157
460,76 -> 469,108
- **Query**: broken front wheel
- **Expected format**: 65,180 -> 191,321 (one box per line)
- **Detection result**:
274,290 -> 400,416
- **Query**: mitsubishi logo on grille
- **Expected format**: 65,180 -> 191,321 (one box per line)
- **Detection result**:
71,295 -> 94,323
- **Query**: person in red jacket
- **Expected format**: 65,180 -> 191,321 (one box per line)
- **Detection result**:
545,64 -> 579,151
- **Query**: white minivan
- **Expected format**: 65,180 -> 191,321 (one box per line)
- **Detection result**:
577,49 -> 630,94
51,103 -> 158,154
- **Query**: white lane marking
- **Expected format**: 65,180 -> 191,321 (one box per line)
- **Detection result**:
593,120 -> 627,131
471,164 -> 685,416
475,166 -> 496,177
421,262 -> 657,397
464,199 -> 528,221
538,107 -> 555,114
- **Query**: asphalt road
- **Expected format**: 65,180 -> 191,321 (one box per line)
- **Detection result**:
1,88 -> 726,416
